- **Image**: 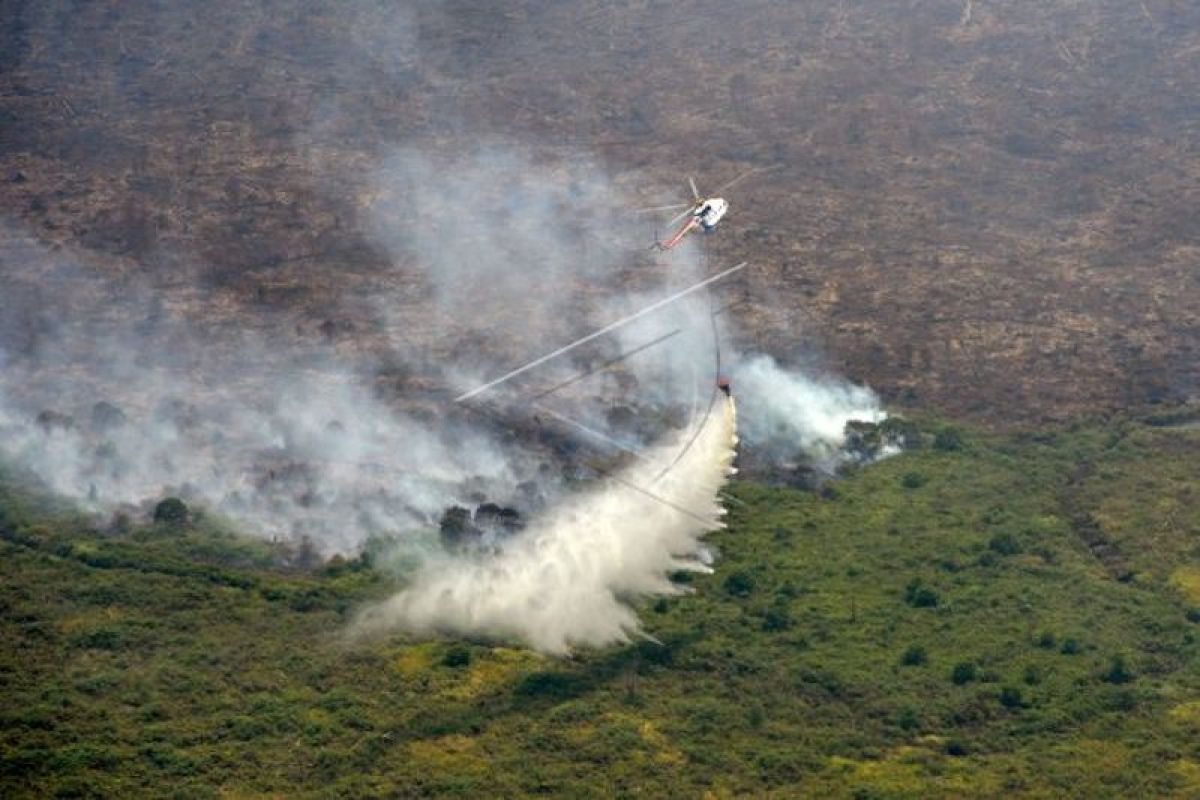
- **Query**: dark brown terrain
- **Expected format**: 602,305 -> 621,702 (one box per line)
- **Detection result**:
2,0 -> 1198,425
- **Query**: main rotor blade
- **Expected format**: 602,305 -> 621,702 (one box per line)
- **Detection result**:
526,327 -> 684,402
714,164 -> 782,195
667,206 -> 695,226
453,262 -> 748,402
688,176 -> 700,201
634,202 -> 691,214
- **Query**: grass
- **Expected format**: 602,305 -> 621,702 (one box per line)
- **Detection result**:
1,413 -> 1198,797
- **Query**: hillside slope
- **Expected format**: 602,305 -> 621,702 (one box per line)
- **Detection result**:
3,0 -> 1198,424
2,414 -> 1198,798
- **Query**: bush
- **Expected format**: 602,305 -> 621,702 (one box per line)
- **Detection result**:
1036,631 -> 1057,649
514,671 -> 583,701
988,532 -> 1022,556
442,646 -> 471,668
762,606 -> 792,632
225,714 -> 272,741
901,472 -> 926,489
900,645 -> 927,666
1060,638 -> 1082,655
71,626 -> 126,651
50,744 -> 120,772
951,662 -> 977,685
153,497 -> 190,526
724,571 -> 756,597
1102,655 -> 1134,684
999,686 -> 1024,709
933,428 -> 964,451
904,578 -> 940,608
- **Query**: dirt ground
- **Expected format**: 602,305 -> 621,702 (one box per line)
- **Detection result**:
2,0 -> 1197,425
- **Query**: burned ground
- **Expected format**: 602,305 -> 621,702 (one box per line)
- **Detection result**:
1,0 -> 1198,424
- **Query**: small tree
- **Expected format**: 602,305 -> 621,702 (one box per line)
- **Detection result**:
294,535 -> 319,571
762,605 -> 792,632
933,427 -> 964,451
905,578 -> 940,608
999,686 -> 1024,709
951,662 -> 978,685
901,645 -> 928,667
724,571 -> 755,597
442,646 -> 471,668
945,740 -> 968,757
988,532 -> 1022,556
153,497 -> 189,526
438,506 -> 478,550
1103,655 -> 1134,684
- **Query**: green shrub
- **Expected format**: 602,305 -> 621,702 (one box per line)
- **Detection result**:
70,626 -> 126,651
50,744 -> 120,771
904,579 -> 940,608
1102,655 -> 1134,684
153,497 -> 190,526
900,645 -> 927,666
988,532 -> 1022,556
514,671 -> 583,701
933,428 -> 964,451
951,662 -> 977,685
442,646 -> 471,668
999,686 -> 1024,709
224,714 -> 272,741
901,472 -> 926,489
724,571 -> 756,597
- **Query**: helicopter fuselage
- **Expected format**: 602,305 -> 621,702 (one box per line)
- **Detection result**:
696,197 -> 729,230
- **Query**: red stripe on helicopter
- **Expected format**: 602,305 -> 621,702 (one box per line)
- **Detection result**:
661,218 -> 699,250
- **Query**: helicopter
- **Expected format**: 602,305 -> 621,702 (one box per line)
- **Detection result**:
638,167 -> 775,251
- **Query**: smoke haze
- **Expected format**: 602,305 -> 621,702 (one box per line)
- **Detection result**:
0,137 -> 885,651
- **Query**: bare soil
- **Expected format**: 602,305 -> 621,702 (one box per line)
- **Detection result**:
2,0 -> 1198,425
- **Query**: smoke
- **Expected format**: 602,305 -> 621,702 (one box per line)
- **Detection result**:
364,143 -> 646,393
0,225 -> 533,555
733,353 -> 886,461
355,398 -> 739,654
0,365 -> 520,555
0,136 -> 886,652
344,145 -> 885,652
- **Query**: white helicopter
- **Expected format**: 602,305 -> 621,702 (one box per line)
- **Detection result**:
638,168 -> 774,251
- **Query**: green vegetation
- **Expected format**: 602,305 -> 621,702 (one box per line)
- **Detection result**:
1,415 -> 1199,797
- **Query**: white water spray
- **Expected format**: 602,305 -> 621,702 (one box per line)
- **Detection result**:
355,397 -> 739,654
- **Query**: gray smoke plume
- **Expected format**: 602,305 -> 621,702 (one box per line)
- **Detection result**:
0,140 -> 885,652
733,353 -> 886,460
0,223 -> 533,555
